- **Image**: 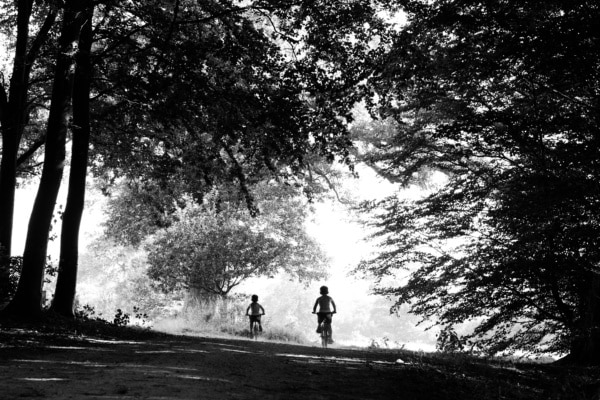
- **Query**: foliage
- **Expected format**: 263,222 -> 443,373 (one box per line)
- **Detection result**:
146,183 -> 328,297
1,0 -> 389,316
436,326 -> 465,354
88,0 -> 390,207
7,257 -> 22,298
76,238 -> 171,320
357,0 -> 600,361
7,256 -> 57,298
112,309 -> 130,327
101,180 -> 181,247
74,304 -> 97,320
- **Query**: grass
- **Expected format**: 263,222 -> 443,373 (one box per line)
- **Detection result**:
154,314 -> 309,344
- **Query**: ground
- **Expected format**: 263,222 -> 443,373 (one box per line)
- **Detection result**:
0,322 -> 597,399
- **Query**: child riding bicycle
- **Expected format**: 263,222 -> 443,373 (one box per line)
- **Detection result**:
312,285 -> 337,343
246,294 -> 265,334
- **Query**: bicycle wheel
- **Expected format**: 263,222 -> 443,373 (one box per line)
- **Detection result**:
321,322 -> 330,348
253,323 -> 259,340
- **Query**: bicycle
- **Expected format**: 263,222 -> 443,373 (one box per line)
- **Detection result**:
315,312 -> 335,348
248,314 -> 263,340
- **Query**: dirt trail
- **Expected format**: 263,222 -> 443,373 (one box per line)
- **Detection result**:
0,332 -> 554,399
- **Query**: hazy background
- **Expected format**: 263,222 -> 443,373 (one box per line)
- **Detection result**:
13,164 -> 438,351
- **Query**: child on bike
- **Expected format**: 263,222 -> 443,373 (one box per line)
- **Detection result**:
246,294 -> 265,333
312,285 -> 337,343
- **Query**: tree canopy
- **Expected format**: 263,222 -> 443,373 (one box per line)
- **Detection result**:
357,0 -> 600,363
1,0 -> 388,316
145,183 -> 327,297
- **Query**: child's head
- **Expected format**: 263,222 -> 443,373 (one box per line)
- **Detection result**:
251,294 -> 258,302
319,286 -> 329,295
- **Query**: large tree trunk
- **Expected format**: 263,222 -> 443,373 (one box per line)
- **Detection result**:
3,3 -> 84,318
0,133 -> 20,304
0,4 -> 57,305
0,0 -> 35,304
51,3 -> 95,318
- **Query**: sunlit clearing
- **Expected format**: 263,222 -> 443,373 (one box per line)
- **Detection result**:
202,342 -> 246,349
176,375 -> 232,383
12,359 -> 110,368
220,348 -> 255,354
20,378 -> 68,382
135,350 -> 176,354
86,338 -> 143,345
276,353 -> 404,366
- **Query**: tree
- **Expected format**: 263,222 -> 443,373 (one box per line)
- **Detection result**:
0,1 -> 57,302
145,183 -> 328,298
2,0 -> 389,318
358,1 -> 600,364
5,1 -> 89,316
87,0 -> 386,202
51,1 -> 95,317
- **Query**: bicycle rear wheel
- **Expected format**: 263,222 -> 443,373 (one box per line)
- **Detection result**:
321,323 -> 330,348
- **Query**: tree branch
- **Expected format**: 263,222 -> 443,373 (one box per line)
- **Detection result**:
0,77 -> 7,124
25,9 -> 58,69
221,140 -> 259,216
17,134 -> 46,167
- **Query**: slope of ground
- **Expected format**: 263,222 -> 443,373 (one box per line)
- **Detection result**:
0,319 -> 597,399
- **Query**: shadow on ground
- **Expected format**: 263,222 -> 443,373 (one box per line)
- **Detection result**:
0,327 -> 595,399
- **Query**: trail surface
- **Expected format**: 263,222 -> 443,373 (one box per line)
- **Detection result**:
0,330 -> 574,399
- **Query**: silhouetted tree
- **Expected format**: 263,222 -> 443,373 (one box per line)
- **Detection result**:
358,0 -> 600,364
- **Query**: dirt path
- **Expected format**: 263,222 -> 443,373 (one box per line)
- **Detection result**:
0,331 -> 558,399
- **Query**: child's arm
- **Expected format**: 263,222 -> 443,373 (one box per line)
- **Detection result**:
312,298 -> 319,313
260,305 -> 265,315
246,305 -> 251,315
331,298 -> 337,313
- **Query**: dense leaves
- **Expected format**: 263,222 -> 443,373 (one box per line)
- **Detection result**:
88,0 -> 389,204
358,0 -> 600,361
145,183 -> 328,297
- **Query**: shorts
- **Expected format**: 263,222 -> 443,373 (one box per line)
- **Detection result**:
317,312 -> 333,324
249,315 -> 262,323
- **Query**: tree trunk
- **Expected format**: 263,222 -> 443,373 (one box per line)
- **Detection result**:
0,0 -> 35,304
3,3 -> 84,318
561,272 -> 600,365
51,3 -> 95,318
0,134 -> 19,304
